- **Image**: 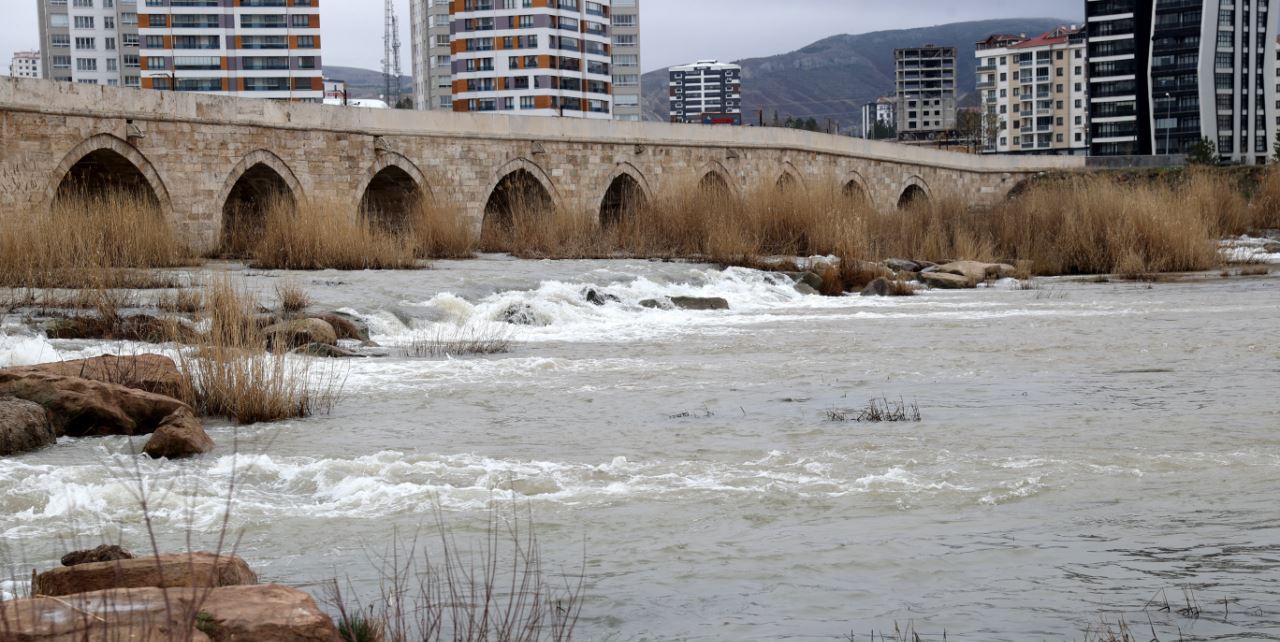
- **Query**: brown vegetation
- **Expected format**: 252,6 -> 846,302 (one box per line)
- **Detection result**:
409,200 -> 479,259
476,167 -> 1278,280
275,279 -> 311,314
250,199 -> 420,270
174,277 -> 342,424
0,188 -> 196,289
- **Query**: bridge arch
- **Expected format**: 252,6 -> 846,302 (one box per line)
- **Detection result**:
482,158 -> 558,231
217,150 -> 304,255
356,152 -> 430,233
46,134 -> 172,215
840,171 -> 871,208
775,162 -> 805,194
897,176 -> 932,210
697,160 -> 737,198
599,163 -> 651,226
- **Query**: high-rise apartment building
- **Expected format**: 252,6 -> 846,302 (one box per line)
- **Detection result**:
610,0 -> 641,121
409,0 -> 639,120
137,0 -> 323,101
409,0 -> 453,111
1087,0 -> 1277,164
976,26 -> 1090,155
667,60 -> 742,125
9,51 -> 42,79
894,45 -> 957,141
36,0 -> 141,87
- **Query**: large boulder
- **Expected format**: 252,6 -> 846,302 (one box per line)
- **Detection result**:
62,544 -> 134,567
884,258 -> 922,273
143,409 -> 214,459
639,297 -> 730,311
0,584 -> 337,642
6,354 -> 184,398
262,318 -> 337,349
860,277 -> 892,297
919,272 -> 975,290
0,396 -> 56,455
936,261 -> 1018,282
317,312 -> 370,343
34,552 -> 257,597
0,372 -> 189,438
199,584 -> 342,642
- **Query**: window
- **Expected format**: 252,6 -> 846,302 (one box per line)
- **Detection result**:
76,58 -> 97,71
74,16 -> 95,29
74,37 -> 96,50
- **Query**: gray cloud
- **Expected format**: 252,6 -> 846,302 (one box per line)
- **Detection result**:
2,0 -> 1082,77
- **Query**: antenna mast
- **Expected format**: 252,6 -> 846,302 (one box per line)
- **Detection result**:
382,0 -> 402,106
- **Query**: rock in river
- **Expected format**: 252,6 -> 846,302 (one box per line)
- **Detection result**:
0,396 -> 56,456
143,408 -> 214,459
919,272 -> 974,290
263,318 -> 338,349
34,551 -> 257,596
6,354 -> 184,398
0,371 -> 189,438
62,545 -> 134,567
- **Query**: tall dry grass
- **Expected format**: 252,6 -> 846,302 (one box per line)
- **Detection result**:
250,199 -> 419,270
174,277 -> 342,424
409,200 -> 479,259
0,187 -> 196,288
477,167 -> 1277,277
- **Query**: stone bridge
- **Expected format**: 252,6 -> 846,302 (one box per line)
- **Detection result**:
0,77 -> 1086,253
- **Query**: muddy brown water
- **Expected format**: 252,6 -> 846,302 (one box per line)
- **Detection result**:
2,258 -> 1279,641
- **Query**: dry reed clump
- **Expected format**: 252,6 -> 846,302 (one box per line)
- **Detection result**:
409,200 -> 478,259
249,199 -> 419,270
324,508 -> 582,642
404,324 -> 513,358
275,279 -> 311,314
0,188 -> 197,289
155,289 -> 205,314
174,276 -> 342,424
1247,165 -> 1280,231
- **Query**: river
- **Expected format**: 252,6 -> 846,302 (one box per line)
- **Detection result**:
2,257 -> 1279,641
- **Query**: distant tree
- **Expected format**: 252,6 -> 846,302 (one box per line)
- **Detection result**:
869,120 -> 896,140
395,97 -> 413,110
956,110 -> 984,153
804,117 -> 820,132
1187,137 -> 1218,166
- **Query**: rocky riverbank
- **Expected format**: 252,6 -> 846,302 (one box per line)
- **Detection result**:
1,548 -> 339,641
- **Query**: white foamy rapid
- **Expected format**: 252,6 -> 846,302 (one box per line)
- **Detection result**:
0,332 -> 60,368
364,267 -> 876,346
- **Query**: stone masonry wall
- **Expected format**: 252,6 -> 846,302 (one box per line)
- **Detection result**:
0,78 -> 1086,253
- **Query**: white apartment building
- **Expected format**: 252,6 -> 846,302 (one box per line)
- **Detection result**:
9,51 -> 42,78
977,26 -> 1090,155
37,0 -> 142,87
668,59 -> 742,125
610,0 -> 641,120
137,0 -> 323,101
860,96 -> 896,138
410,0 -> 639,120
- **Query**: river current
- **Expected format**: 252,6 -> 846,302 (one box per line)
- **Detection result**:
2,258 -> 1279,641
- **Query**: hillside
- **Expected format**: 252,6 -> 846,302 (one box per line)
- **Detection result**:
640,18 -> 1069,130
323,65 -> 412,100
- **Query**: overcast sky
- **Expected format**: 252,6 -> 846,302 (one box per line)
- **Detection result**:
2,0 -> 1081,76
